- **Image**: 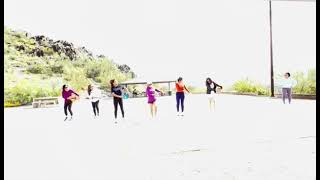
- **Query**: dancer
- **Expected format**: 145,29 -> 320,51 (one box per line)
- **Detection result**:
62,84 -> 80,121
280,72 -> 297,104
87,84 -> 102,118
146,82 -> 163,118
110,79 -> 126,122
206,77 -> 223,111
175,77 -> 190,116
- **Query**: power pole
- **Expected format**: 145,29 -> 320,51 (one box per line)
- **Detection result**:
269,0 -> 275,97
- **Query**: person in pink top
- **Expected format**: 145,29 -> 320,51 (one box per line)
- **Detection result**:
62,84 -> 79,121
146,82 -> 163,118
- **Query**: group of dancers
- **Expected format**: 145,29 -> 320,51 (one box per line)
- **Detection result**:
62,73 -> 296,122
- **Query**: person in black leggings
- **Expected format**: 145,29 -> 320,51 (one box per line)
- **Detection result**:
87,84 -> 102,118
62,84 -> 79,121
110,79 -> 126,122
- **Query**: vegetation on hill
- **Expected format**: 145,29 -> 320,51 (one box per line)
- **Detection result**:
231,69 -> 316,96
4,27 -> 135,107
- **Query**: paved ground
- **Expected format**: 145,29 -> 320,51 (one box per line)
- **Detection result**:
4,94 -> 316,180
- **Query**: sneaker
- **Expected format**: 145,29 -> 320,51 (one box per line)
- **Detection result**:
69,116 -> 73,121
64,116 -> 68,121
180,112 -> 184,116
177,112 -> 181,116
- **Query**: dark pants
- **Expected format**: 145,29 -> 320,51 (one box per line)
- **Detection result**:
91,100 -> 100,116
113,98 -> 124,119
282,88 -> 292,104
176,92 -> 185,112
64,100 -> 73,116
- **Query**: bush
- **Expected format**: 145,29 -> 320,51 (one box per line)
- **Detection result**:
26,63 -> 49,74
232,79 -> 270,96
4,77 -> 62,107
50,63 -> 64,74
275,69 -> 316,95
63,67 -> 89,91
85,62 -> 102,79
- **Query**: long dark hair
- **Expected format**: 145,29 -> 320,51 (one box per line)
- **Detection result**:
62,84 -> 68,91
110,79 -> 115,89
88,84 -> 92,95
285,72 -> 291,77
206,77 -> 213,86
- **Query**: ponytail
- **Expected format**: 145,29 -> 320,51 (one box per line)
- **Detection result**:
110,79 -> 115,89
88,85 -> 92,95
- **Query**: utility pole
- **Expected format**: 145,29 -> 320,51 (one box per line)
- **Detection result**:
269,0 -> 275,97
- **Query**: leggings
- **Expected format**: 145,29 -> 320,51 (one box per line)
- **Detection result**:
282,88 -> 292,104
64,100 -> 73,116
113,98 -> 124,119
91,100 -> 100,116
176,92 -> 185,112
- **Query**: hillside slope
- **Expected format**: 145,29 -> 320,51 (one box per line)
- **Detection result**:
4,27 -> 135,107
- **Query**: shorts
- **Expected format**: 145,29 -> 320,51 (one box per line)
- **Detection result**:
207,93 -> 215,100
148,99 -> 156,104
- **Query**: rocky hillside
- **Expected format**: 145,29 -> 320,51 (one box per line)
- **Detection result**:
4,27 -> 135,106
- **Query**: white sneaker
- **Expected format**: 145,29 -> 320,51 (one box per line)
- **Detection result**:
64,116 -> 68,121
177,112 -> 181,116
180,112 -> 184,116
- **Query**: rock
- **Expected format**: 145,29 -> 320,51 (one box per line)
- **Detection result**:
15,45 -> 25,51
30,48 -> 44,57
117,64 -> 131,73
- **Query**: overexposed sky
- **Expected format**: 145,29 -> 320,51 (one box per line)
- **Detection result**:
4,0 -> 316,87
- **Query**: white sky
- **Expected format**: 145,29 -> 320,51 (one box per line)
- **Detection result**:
4,0 -> 316,87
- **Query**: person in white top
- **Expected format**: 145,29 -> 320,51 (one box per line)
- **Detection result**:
87,84 -> 102,117
280,72 -> 297,104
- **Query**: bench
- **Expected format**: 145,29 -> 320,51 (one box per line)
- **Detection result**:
32,97 -> 59,108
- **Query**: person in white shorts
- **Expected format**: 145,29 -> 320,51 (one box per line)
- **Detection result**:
206,77 -> 222,111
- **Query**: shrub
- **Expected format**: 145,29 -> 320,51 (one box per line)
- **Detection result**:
50,63 -> 64,74
275,69 -> 316,95
4,77 -> 62,107
232,79 -> 270,96
26,63 -> 49,74
63,67 -> 89,91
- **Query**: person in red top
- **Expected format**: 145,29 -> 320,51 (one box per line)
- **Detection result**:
175,77 -> 190,116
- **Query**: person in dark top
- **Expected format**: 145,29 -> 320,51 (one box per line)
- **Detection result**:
206,77 -> 222,111
110,79 -> 126,122
62,84 -> 80,121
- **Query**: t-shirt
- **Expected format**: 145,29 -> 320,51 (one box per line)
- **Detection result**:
62,89 -> 79,102
88,89 -> 102,102
146,86 -> 160,103
111,85 -> 123,97
176,83 -> 190,93
281,78 -> 297,88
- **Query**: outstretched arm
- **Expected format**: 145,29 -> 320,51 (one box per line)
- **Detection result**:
71,90 -> 80,96
213,81 -> 222,89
